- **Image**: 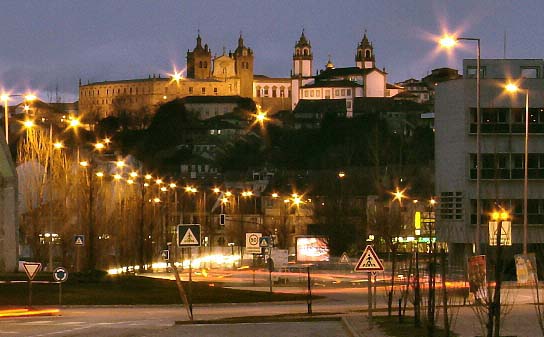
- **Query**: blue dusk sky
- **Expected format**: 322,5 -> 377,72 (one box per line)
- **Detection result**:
0,0 -> 542,102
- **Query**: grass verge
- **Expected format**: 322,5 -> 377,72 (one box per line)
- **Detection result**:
373,316 -> 459,337
0,272 -> 308,306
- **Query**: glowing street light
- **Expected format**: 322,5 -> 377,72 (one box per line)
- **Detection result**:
53,141 -> 64,149
23,120 -> 35,129
2,92 -> 37,143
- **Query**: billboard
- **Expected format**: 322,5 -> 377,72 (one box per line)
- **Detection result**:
296,236 -> 330,262
515,253 -> 538,285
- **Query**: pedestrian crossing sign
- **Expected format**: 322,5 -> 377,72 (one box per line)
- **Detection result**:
339,252 -> 350,264
74,234 -> 85,246
354,245 -> 384,272
177,224 -> 201,247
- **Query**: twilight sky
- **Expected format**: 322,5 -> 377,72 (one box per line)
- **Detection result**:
0,0 -> 543,102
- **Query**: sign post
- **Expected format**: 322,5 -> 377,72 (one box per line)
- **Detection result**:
355,245 -> 384,318
52,267 -> 69,305
23,262 -> 42,308
246,233 -> 262,254
177,224 -> 201,318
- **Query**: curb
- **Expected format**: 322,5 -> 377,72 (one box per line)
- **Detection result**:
341,316 -> 362,337
175,314 -> 342,325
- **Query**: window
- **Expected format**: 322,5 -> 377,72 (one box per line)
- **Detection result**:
521,67 -> 539,79
347,89 -> 351,96
201,87 -> 206,94
325,90 -> 330,99
310,90 -> 314,97
189,87 -> 193,94
440,191 -> 463,220
264,87 -> 269,97
214,87 -> 218,95
304,90 -> 309,98
316,90 -> 321,98
341,89 -> 346,96
334,89 -> 340,96
466,66 -> 486,78
346,100 -> 352,109
199,61 -> 203,68
256,86 -> 261,97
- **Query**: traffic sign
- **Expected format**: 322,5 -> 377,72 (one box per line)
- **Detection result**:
53,267 -> 68,282
161,250 -> 170,260
23,262 -> 42,280
339,252 -> 350,264
354,245 -> 384,272
178,224 -> 201,247
246,233 -> 262,253
74,235 -> 85,246
259,236 -> 270,248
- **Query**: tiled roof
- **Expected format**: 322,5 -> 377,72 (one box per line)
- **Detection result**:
302,80 -> 361,88
316,67 -> 384,80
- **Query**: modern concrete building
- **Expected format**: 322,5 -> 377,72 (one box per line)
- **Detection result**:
435,58 -> 544,261
0,129 -> 18,272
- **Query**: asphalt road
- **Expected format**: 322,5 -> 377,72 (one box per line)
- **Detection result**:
0,285 -> 542,337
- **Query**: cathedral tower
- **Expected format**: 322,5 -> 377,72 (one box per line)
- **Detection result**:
292,30 -> 313,78
234,33 -> 254,98
355,32 -> 375,69
186,32 -> 212,79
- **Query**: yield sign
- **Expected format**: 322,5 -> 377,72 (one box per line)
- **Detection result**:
354,245 -> 384,272
23,262 -> 42,280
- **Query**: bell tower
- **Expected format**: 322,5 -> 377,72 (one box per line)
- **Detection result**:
186,32 -> 212,79
292,30 -> 313,78
355,32 -> 375,69
234,33 -> 254,98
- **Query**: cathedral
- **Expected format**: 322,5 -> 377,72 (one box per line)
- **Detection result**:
78,31 -> 401,120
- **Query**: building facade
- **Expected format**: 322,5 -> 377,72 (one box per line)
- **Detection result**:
435,59 -> 544,260
290,32 -> 402,117
80,31 -> 406,121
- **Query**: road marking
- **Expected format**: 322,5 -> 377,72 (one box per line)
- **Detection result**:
21,320 -> 54,325
59,321 -> 86,325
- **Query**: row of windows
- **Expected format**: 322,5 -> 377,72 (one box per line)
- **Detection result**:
466,66 -> 541,79
255,86 -> 290,98
303,88 -> 352,99
198,61 -> 208,69
82,86 -> 153,97
470,199 -> 544,225
469,107 -> 544,133
470,153 -> 544,179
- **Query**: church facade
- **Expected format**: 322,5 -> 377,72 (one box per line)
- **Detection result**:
79,31 -> 401,120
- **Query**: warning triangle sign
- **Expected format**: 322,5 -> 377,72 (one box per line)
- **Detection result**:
75,237 -> 84,245
180,229 -> 199,245
354,245 -> 384,272
339,252 -> 350,264
23,262 -> 42,280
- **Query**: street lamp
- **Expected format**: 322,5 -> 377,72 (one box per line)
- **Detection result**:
439,34 -> 482,254
1,92 -> 36,143
505,82 -> 529,254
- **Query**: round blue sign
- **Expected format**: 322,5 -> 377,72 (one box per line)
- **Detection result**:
53,267 -> 68,282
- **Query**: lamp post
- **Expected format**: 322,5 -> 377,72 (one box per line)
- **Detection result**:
505,82 -> 529,254
1,93 -> 37,144
439,35 -> 481,254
